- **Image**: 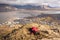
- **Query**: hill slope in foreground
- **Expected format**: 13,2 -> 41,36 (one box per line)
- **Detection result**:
0,16 -> 60,40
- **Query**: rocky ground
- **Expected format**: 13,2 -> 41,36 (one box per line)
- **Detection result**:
0,16 -> 60,40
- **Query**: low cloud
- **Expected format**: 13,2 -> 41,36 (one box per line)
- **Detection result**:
0,0 -> 60,7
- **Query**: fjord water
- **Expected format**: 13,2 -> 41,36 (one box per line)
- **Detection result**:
0,11 -> 35,24
0,11 -> 60,24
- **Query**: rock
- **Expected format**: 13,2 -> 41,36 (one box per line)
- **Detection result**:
52,38 -> 60,40
0,16 -> 60,40
41,38 -> 52,40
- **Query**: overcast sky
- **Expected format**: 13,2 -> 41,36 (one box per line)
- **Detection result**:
0,0 -> 60,7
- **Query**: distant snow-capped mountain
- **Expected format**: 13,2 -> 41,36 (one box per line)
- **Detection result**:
0,3 -> 60,11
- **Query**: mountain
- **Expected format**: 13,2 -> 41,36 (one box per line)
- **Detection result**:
11,4 -> 45,10
0,3 -> 60,11
0,4 -> 9,6
0,4 -> 17,12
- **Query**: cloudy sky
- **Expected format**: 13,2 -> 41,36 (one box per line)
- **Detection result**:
0,0 -> 60,7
